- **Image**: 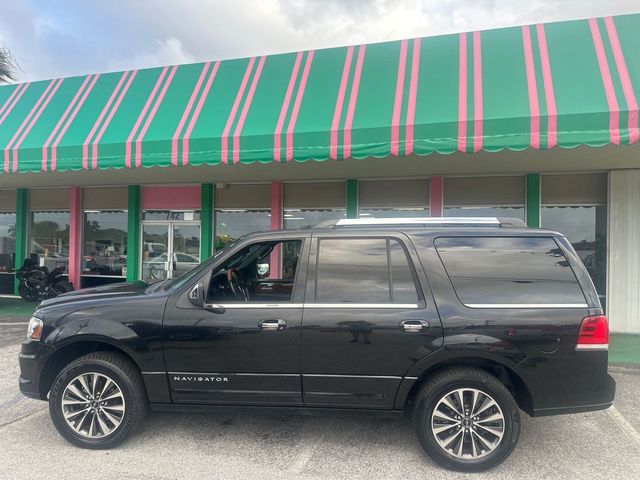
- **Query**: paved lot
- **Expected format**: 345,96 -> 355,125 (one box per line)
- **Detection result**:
1,320 -> 639,480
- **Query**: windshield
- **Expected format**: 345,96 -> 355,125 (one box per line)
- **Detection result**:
150,238 -> 239,293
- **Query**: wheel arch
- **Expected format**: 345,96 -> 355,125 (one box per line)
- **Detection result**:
399,357 -> 533,416
38,338 -> 142,401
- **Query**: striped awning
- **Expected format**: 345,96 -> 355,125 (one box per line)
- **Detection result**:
1,13 -> 639,174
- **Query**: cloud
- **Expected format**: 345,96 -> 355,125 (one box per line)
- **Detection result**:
0,0 -> 638,81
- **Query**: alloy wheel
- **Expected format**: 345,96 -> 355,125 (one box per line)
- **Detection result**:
60,372 -> 126,438
430,388 -> 505,460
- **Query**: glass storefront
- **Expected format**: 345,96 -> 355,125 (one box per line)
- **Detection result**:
215,209 -> 270,250
443,206 -> 525,219
82,210 -> 127,286
284,209 -> 345,229
359,207 -> 429,218
0,212 -> 16,294
29,211 -> 70,273
444,176 -> 525,220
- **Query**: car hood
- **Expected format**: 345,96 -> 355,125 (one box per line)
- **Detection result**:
38,281 -> 151,309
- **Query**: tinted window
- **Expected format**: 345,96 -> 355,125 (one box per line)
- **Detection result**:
315,238 -> 418,304
435,237 -> 585,305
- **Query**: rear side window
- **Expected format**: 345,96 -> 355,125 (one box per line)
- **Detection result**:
315,238 -> 419,304
434,236 -> 586,306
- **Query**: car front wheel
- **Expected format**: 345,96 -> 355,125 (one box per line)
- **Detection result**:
413,367 -> 520,472
48,351 -> 148,449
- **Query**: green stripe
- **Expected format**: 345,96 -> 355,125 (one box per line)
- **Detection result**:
13,189 -> 28,295
526,174 -> 541,228
126,185 -> 140,281
346,179 -> 358,219
201,183 -> 214,260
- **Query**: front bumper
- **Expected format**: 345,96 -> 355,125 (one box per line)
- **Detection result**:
18,340 -> 55,400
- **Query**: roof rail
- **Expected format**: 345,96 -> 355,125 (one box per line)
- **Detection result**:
315,217 -> 526,228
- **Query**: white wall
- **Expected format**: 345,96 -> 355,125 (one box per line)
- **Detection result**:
608,169 -> 640,334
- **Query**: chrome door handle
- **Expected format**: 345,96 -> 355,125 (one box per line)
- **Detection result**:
259,319 -> 287,331
400,320 -> 429,333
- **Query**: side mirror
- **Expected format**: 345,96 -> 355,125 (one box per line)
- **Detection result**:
188,280 -> 205,308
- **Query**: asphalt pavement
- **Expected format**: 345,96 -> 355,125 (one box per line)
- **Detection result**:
1,319 -> 639,480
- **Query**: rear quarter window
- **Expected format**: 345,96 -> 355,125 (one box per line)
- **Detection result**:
434,236 -> 586,306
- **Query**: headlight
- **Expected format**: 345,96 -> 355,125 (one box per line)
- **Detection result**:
26,316 -> 44,341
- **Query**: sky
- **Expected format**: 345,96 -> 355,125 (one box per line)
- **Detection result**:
0,0 -> 638,82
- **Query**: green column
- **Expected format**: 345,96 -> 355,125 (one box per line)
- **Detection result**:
346,179 -> 359,219
126,185 -> 141,282
201,183 -> 214,260
13,189 -> 29,295
526,173 -> 541,228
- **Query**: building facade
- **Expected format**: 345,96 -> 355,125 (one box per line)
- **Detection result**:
0,14 -> 639,333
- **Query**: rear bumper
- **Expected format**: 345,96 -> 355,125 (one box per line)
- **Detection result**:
531,373 -> 616,417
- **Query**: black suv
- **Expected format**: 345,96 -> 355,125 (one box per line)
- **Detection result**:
19,217 -> 615,472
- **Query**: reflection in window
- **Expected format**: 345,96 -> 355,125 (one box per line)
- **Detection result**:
30,211 -> 70,273
215,209 -> 270,250
359,207 -> 429,219
83,210 -> 127,277
284,209 -> 345,229
542,206 -> 607,306
316,238 -> 418,304
0,212 -> 16,294
444,206 -> 525,220
142,210 -> 201,221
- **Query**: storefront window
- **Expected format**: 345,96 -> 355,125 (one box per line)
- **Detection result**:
215,209 -> 271,250
284,209 -> 346,229
83,210 -> 127,277
443,206 -> 525,220
359,207 -> 429,218
0,212 -> 16,294
142,210 -> 201,221
542,206 -> 607,306
30,211 -> 70,273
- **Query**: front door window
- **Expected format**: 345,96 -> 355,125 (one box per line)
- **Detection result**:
141,222 -> 200,282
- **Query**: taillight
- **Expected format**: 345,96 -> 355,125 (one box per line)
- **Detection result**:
576,315 -> 609,351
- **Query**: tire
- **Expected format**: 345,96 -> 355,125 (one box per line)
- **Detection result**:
413,367 -> 520,472
48,351 -> 148,449
53,280 -> 74,295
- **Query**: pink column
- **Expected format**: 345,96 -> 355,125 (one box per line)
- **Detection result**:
430,176 -> 444,217
270,182 -> 283,278
68,187 -> 83,289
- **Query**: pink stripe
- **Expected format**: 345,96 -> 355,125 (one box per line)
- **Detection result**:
4,81 -> 54,172
330,46 -> 354,160
430,176 -> 444,217
0,83 -> 29,126
405,38 -> 421,155
343,45 -> 366,159
82,70 -> 130,169
473,31 -> 483,152
91,70 -> 137,169
391,40 -> 408,157
536,24 -> 557,148
182,61 -> 220,166
286,50 -> 314,162
51,74 -> 100,171
135,65 -> 178,167
5,79 -> 60,173
589,18 -> 620,145
125,66 -> 169,167
233,56 -> 266,164
171,62 -> 211,166
274,52 -> 303,162
604,16 -> 639,144
221,57 -> 256,164
42,74 -> 93,171
0,83 -> 26,121
457,33 -> 467,152
522,26 -> 540,149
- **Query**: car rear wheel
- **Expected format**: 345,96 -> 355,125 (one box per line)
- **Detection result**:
49,351 -> 148,449
413,367 -> 520,472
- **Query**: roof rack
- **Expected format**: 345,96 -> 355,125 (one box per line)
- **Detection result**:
315,217 -> 527,228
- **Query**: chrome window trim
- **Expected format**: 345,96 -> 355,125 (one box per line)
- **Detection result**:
465,303 -> 588,309
211,303 -> 419,309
